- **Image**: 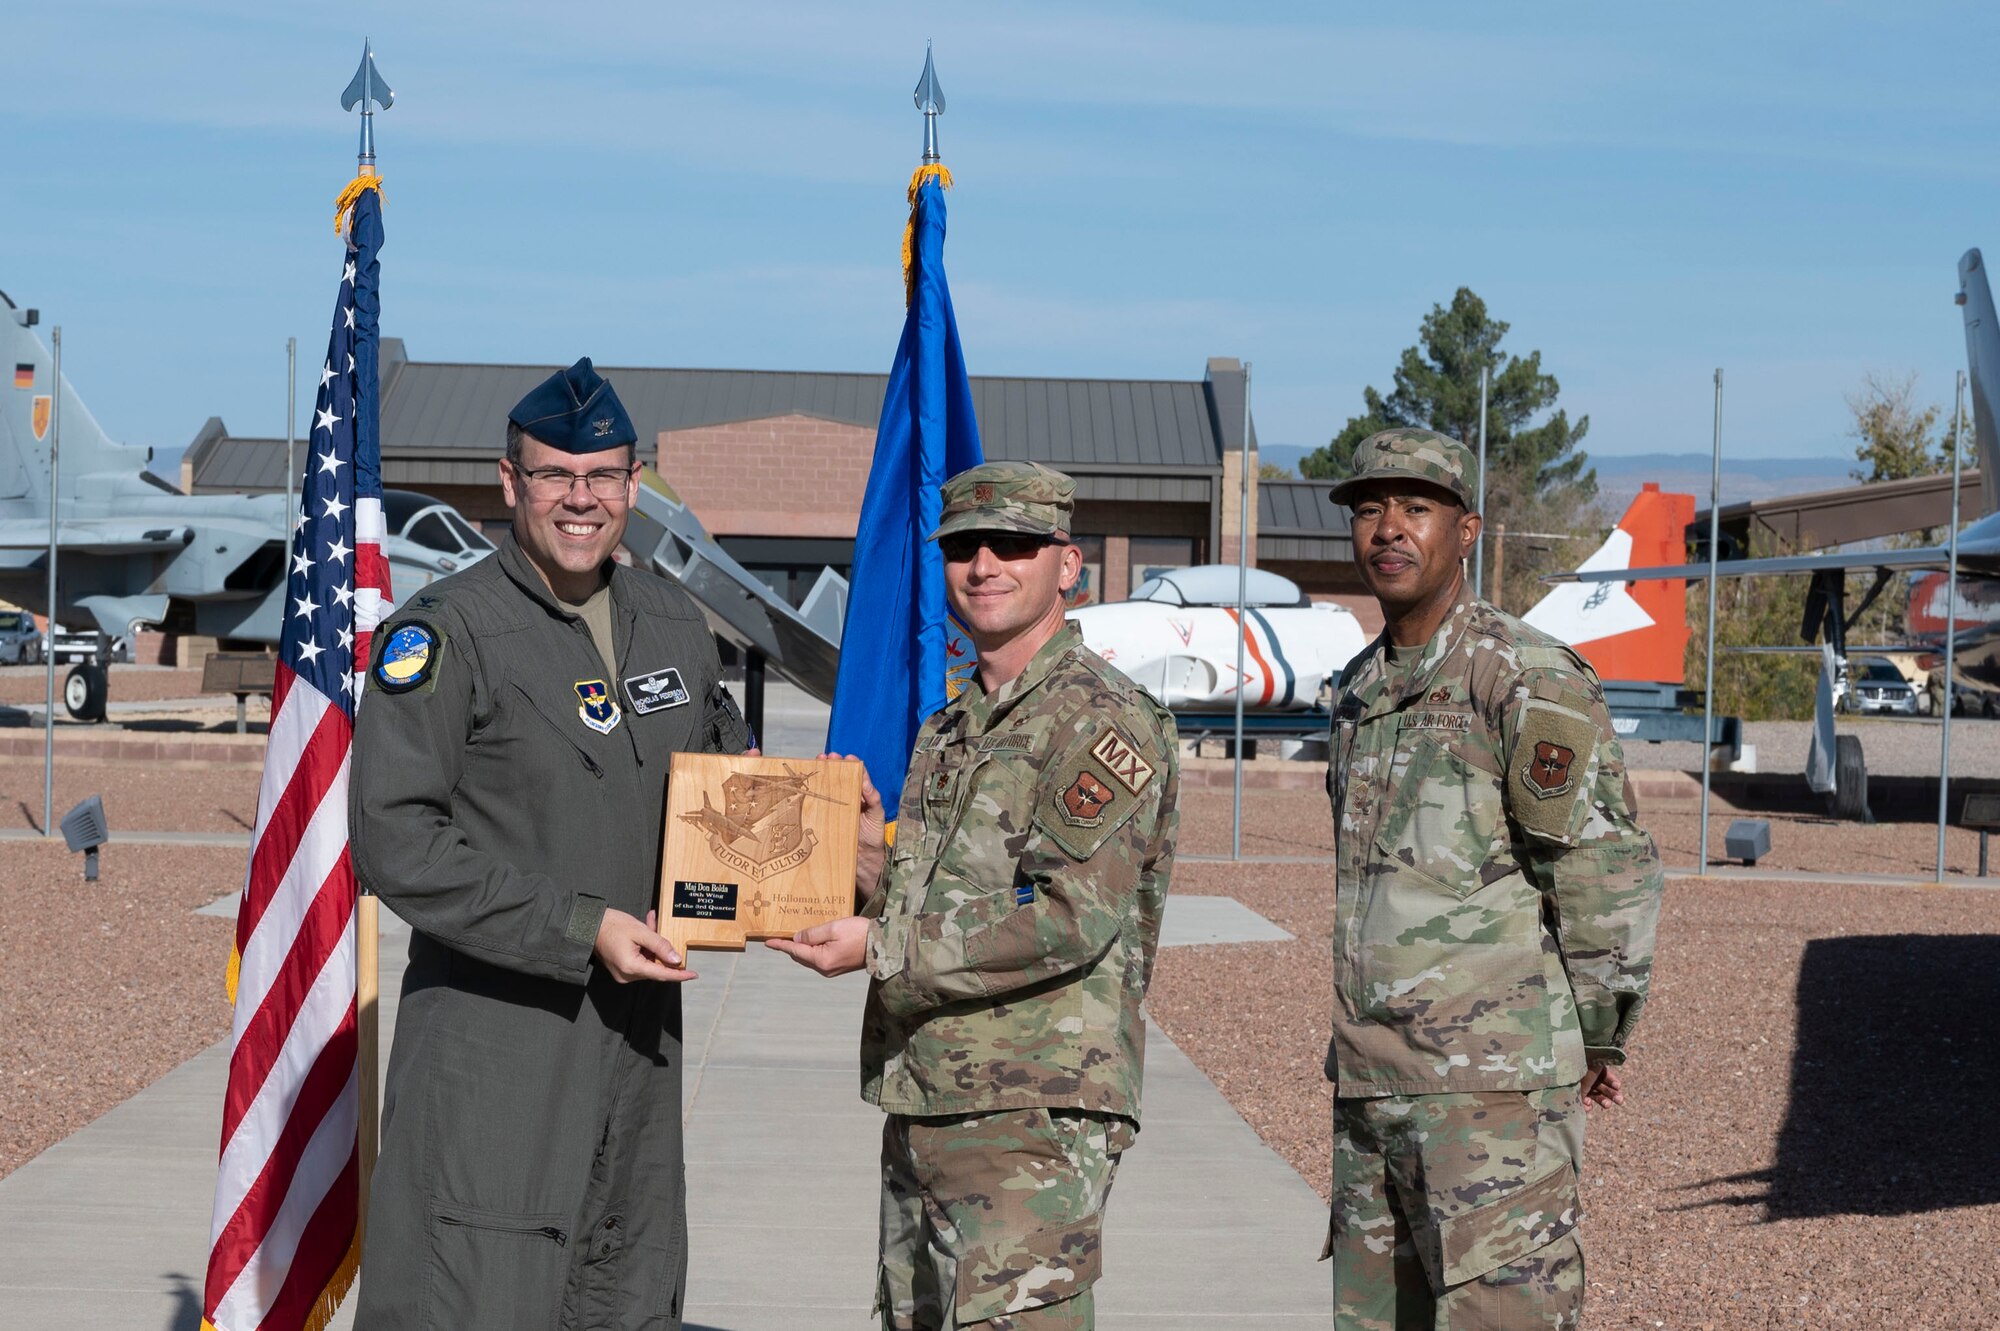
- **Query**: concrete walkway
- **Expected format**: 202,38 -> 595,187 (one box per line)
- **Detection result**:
0,897 -> 1326,1329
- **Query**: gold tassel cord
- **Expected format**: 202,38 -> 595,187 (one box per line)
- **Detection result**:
333,174 -> 387,236
901,163 -> 953,307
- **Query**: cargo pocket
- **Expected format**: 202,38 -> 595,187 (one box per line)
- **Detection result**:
952,1212 -> 1104,1326
1433,1163 -> 1580,1290
426,1200 -> 569,1329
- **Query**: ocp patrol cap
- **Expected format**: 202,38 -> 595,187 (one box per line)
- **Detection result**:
930,460 -> 1075,541
508,357 -> 638,454
1328,427 -> 1479,510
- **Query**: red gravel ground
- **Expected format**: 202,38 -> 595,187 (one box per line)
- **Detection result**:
0,759 -> 261,834
1154,789 -> 2000,1328
0,840 -> 239,1177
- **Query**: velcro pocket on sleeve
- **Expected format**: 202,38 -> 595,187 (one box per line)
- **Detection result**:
1507,700 -> 1601,846
952,1212 -> 1104,1325
1032,724 -> 1153,862
1436,1163 -> 1581,1289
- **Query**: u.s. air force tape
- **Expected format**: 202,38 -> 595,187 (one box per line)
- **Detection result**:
373,620 -> 441,694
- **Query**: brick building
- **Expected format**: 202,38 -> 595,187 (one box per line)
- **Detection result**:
186,344 -> 1363,610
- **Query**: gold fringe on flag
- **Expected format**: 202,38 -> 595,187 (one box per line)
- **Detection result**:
901,163 -> 953,308
225,943 -> 241,1006
201,1228 -> 361,1331
333,174 -> 387,236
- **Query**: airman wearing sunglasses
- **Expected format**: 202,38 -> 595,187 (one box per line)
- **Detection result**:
352,358 -> 751,1328
772,460 -> 1180,1330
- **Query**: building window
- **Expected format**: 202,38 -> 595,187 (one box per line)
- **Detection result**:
1066,535 -> 1106,609
1129,536 -> 1197,593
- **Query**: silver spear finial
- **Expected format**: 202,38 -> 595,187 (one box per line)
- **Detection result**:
913,43 -> 945,165
341,38 -> 395,174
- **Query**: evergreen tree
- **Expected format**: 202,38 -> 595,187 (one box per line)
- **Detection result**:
1302,288 -> 1595,512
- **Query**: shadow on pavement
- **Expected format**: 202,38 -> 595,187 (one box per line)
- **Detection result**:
1684,933 -> 2000,1217
164,1271 -> 201,1330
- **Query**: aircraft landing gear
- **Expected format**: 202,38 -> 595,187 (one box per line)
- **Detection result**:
64,662 -> 107,722
1831,733 -> 1871,823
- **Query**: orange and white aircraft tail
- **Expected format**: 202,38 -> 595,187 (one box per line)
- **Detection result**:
1521,483 -> 1695,683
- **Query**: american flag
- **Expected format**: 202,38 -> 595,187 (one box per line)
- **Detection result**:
203,185 -> 391,1331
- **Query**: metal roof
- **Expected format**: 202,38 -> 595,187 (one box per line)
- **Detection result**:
190,437 -> 302,493
1259,478 -> 1349,536
1257,478 -> 1351,563
381,358 -> 1230,471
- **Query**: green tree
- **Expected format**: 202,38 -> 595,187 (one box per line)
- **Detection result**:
1301,287 -> 1596,512
1258,460 -> 1293,481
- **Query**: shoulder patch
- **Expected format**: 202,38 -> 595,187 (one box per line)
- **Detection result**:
1090,725 -> 1155,794
373,620 -> 441,694
1507,699 -> 1601,843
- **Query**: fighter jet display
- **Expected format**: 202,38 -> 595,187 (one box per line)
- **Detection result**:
1066,565 -> 1369,731
0,289 -> 489,719
1551,248 -> 2000,690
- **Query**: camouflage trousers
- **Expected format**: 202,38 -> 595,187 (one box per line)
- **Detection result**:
1326,1085 -> 1586,1331
877,1107 -> 1130,1330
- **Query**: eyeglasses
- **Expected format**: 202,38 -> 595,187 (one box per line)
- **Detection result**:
509,461 -> 635,501
938,532 -> 1057,563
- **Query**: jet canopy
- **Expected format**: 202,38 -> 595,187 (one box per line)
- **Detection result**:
1128,566 -> 1306,608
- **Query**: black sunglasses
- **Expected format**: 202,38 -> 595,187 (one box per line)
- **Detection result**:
938,532 -> 1059,563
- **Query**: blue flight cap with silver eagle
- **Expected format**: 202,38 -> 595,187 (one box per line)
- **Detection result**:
508,357 -> 638,454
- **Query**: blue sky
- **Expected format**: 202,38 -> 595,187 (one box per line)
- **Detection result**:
5,2 -> 1994,475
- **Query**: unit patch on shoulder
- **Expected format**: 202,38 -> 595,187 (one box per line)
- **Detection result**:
373,621 -> 440,694
574,679 -> 623,735
1062,771 -> 1116,822
1507,699 -> 1601,843
1090,726 -> 1155,794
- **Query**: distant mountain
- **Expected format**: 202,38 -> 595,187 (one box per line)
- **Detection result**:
1255,445 -> 1855,516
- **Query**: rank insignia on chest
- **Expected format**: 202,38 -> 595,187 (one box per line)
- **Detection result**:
1062,771 -> 1115,822
624,666 -> 690,714
574,678 -> 623,735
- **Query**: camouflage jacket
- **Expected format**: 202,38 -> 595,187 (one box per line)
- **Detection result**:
860,623 -> 1180,1122
1326,594 -> 1663,1096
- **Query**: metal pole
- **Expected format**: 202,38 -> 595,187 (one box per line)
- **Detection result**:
1937,370 -> 1965,879
1231,363 -> 1252,861
1474,366 -> 1489,597
285,336 -> 297,537
1698,369 -> 1722,872
42,327 -> 62,837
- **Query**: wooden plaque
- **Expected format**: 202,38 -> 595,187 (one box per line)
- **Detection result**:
657,753 -> 862,954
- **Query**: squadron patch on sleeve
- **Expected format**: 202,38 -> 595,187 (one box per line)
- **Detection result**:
1507,699 -> 1602,843
373,620 -> 441,694
1090,726 -> 1155,794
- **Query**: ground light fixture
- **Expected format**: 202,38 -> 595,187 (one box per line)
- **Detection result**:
1724,818 -> 1771,868
60,793 -> 109,881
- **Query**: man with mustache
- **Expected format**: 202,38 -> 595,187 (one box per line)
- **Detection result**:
1321,428 -> 1663,1330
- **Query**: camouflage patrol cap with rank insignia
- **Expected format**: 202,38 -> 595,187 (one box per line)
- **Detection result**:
1328,427 -> 1479,510
929,460 -> 1076,542
508,357 -> 638,454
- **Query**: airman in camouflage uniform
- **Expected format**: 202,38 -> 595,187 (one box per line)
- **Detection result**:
772,461 -> 1179,1330
1322,429 -> 1663,1330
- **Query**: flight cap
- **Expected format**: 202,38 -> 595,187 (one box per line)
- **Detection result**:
1328,427 -> 1478,510
930,461 -> 1075,541
508,357 -> 638,454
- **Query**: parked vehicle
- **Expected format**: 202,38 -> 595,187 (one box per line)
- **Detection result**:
48,626 -> 134,665
1846,657 -> 1920,716
0,608 -> 42,665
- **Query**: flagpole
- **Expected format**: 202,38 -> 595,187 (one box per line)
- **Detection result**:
1937,370 -> 1965,881
42,326 -> 61,837
285,336 -> 297,538
1231,363 -> 1251,861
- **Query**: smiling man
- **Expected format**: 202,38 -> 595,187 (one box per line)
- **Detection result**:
1321,429 -> 1663,1331
351,358 -> 751,1329
771,460 -> 1179,1331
